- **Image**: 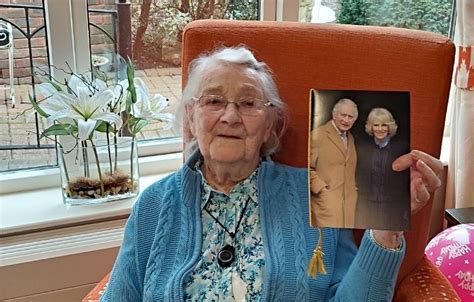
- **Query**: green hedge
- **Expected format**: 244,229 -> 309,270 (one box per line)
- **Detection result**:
336,0 -> 453,36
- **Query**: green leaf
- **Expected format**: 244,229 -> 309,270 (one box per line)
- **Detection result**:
40,123 -> 77,139
131,119 -> 149,134
28,94 -> 50,118
95,121 -> 118,133
66,84 -> 75,95
36,74 -> 63,92
127,58 -> 135,79
126,59 -> 137,105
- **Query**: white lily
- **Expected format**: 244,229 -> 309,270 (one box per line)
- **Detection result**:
35,74 -> 109,117
35,83 -> 68,116
131,78 -> 174,127
44,87 -> 122,141
28,82 -> 74,126
33,73 -> 122,141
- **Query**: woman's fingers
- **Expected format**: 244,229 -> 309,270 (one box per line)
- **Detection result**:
392,153 -> 412,172
414,177 -> 430,202
393,150 -> 443,214
393,150 -> 443,193
415,159 -> 442,191
410,178 -> 430,214
411,150 -> 444,175
392,150 -> 443,176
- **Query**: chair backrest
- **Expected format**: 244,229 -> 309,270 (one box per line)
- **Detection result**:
181,20 -> 454,283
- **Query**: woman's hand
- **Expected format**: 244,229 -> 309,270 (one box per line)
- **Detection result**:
371,150 -> 443,249
392,150 -> 443,214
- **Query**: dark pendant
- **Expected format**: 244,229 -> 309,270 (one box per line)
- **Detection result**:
217,245 -> 235,267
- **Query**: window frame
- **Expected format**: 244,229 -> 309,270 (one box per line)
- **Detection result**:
0,0 -> 183,188
0,0 -> 185,242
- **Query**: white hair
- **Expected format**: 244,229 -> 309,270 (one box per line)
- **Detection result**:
332,98 -> 359,119
176,46 -> 288,157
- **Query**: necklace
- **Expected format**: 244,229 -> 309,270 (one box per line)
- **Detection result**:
203,195 -> 251,267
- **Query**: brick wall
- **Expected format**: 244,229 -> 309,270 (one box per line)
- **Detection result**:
0,0 -> 116,85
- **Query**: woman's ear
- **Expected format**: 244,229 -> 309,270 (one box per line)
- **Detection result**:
185,104 -> 195,136
263,113 -> 275,143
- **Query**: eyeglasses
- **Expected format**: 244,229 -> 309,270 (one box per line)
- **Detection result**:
193,95 -> 273,116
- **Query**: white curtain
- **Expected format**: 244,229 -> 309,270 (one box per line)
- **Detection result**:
446,0 -> 474,208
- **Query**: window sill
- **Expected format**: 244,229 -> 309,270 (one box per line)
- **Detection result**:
0,152 -> 183,238
0,173 -> 171,238
0,153 -> 183,267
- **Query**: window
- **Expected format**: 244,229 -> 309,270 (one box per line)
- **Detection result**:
0,0 -> 261,176
0,0 -> 262,237
299,0 -> 455,38
0,1 -> 182,176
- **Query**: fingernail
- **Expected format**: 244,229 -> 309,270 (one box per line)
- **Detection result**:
417,159 -> 426,167
411,150 -> 421,159
393,163 -> 401,171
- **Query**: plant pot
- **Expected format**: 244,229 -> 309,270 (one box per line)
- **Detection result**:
58,137 -> 139,206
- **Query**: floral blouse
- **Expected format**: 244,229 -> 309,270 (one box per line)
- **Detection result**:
183,163 -> 265,301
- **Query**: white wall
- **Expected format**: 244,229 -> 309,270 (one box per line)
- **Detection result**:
0,247 -> 118,301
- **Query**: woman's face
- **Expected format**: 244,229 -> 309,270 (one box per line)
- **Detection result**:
187,64 -> 273,167
372,121 -> 389,141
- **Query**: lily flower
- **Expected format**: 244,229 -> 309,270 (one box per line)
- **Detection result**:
131,78 -> 175,127
28,83 -> 69,125
33,73 -> 122,141
35,83 -> 69,113
45,87 -> 122,141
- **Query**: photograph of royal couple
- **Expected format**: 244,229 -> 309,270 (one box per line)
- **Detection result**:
309,90 -> 411,230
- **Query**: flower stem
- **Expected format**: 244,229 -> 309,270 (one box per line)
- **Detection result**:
90,140 -> 104,197
130,138 -> 135,192
106,125 -> 112,172
82,141 -> 90,177
114,134 -> 118,171
59,146 -> 70,184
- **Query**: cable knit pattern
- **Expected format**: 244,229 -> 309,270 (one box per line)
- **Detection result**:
143,191 -> 175,300
170,196 -> 192,300
258,161 -> 285,302
101,151 -> 405,302
273,196 -> 285,302
289,180 -> 310,302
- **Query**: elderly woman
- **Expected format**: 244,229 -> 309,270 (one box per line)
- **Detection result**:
355,108 -> 410,230
101,47 -> 442,301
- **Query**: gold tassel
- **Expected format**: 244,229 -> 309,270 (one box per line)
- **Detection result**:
307,227 -> 327,278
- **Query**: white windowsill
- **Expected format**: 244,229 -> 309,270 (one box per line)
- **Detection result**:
0,152 -> 184,237
0,153 -> 183,267
0,138 -> 184,267
0,173 -> 170,237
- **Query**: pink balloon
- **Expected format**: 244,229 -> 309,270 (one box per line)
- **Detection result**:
425,224 -> 474,301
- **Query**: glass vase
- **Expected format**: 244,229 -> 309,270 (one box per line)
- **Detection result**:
58,137 -> 139,206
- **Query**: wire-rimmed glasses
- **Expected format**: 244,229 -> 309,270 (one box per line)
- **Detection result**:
193,95 -> 272,116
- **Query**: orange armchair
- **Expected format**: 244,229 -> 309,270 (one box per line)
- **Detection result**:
84,20 -> 458,301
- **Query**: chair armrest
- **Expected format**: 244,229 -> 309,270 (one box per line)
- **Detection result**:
85,257 -> 460,301
82,273 -> 110,302
394,256 -> 460,301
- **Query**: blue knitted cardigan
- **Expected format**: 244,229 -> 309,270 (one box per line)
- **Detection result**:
101,152 -> 405,301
